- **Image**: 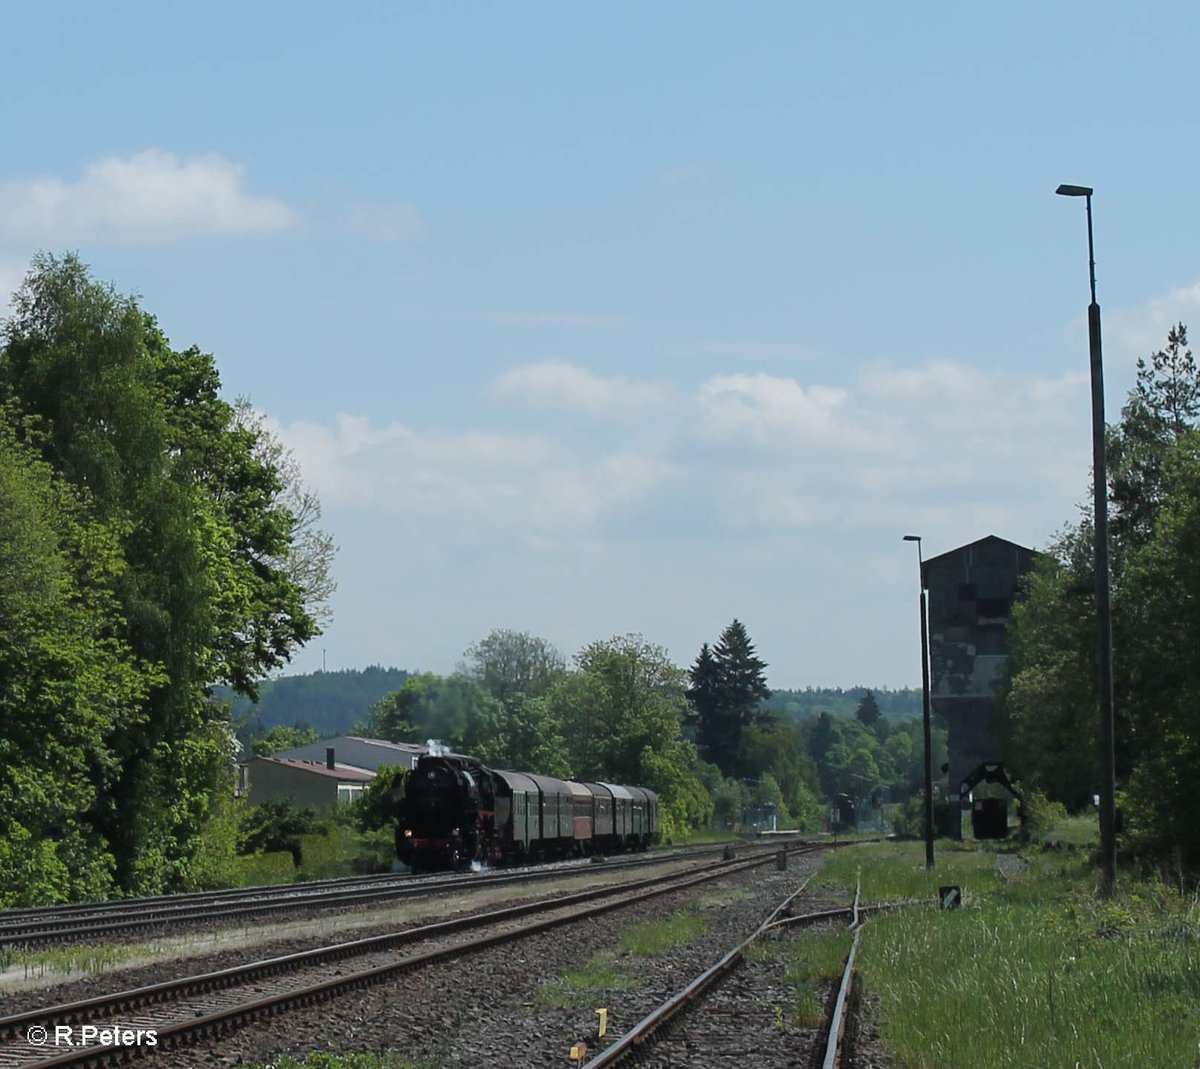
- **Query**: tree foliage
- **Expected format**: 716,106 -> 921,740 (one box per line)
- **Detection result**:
855,689 -> 882,729
1006,322 -> 1200,876
221,666 -> 411,741
545,634 -> 710,836
252,725 -> 320,758
461,628 -> 566,703
364,672 -> 504,754
686,620 -> 771,775
0,253 -> 332,897
240,798 -> 319,867
0,417 -> 148,905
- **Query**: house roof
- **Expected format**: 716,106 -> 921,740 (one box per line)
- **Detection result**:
250,757 -> 375,782
922,534 -> 1037,569
343,736 -> 430,753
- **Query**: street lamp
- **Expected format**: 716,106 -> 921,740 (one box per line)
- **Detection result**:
1056,183 -> 1117,895
903,534 -> 935,869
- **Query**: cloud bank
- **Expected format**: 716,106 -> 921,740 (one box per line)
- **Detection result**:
272,358 -> 1095,551
0,150 -> 295,245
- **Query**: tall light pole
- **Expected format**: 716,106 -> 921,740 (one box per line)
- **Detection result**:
1056,183 -> 1117,896
903,534 -> 935,869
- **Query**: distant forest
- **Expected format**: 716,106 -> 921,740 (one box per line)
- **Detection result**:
214,666 -> 410,740
218,669 -> 923,743
763,687 -> 923,721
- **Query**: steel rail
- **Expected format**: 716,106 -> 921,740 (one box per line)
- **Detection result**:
581,870 -> 895,1067
579,873 -> 837,1068
0,850 -> 807,1038
1,846 -> 825,1069
820,878 -> 864,1069
0,838 -> 772,924
0,840 -> 797,950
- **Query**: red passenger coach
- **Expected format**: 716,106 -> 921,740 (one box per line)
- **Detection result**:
566,781 -> 595,850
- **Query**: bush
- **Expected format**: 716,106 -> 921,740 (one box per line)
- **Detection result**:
1019,786 -> 1068,842
240,799 -> 319,866
234,851 -> 297,886
298,822 -> 395,879
890,794 -> 927,839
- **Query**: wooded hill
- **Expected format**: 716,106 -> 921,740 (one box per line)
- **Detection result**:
762,686 -> 922,721
225,669 -> 921,741
215,666 -> 411,740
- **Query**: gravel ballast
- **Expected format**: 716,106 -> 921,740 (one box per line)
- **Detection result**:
127,851 -> 848,1069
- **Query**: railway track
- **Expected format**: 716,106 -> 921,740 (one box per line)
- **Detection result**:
0,839 -> 799,951
0,843 -> 827,1069
578,877 -> 888,1068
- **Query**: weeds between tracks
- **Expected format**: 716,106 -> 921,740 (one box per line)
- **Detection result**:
816,840 -> 1200,1068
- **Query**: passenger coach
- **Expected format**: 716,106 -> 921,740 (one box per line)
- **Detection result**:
394,754 -> 658,871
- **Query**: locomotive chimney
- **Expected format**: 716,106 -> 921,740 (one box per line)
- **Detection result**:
326,747 -> 335,770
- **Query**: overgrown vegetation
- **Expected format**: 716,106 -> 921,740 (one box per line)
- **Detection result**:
536,959 -> 641,1008
0,941 -> 159,979
537,908 -> 710,1008
747,927 -> 853,1027
830,841 -> 1200,1068
1005,322 -> 1200,879
617,912 -> 708,956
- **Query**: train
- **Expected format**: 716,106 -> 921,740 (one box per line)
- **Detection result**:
393,753 -> 659,872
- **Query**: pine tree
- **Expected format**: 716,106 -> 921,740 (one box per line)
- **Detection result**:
715,619 -> 772,771
855,689 -> 882,728
687,643 -> 725,766
715,620 -> 771,716
1111,323 -> 1200,553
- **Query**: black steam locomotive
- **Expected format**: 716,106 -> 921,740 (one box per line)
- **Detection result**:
393,753 -> 659,871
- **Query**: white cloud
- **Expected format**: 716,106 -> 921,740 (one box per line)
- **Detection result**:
694,372 -> 888,454
268,411 -> 672,539
268,357 -> 1094,551
1104,281 -> 1200,368
491,360 -> 671,416
0,150 -> 295,244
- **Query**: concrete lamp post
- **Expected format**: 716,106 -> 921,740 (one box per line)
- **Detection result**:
1056,182 -> 1117,896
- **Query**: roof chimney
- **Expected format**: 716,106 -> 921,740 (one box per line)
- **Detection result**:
326,747 -> 335,770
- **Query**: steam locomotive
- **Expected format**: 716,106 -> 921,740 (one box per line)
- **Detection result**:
394,753 -> 659,871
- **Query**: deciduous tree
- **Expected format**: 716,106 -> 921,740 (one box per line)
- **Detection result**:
0,253 -> 331,893
461,629 -> 566,703
0,418 -> 148,905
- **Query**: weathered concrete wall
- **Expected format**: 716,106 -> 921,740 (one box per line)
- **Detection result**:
922,536 -> 1039,822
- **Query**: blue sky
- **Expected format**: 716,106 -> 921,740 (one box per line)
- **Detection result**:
3,2 -> 1199,687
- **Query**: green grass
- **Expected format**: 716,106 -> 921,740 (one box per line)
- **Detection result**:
234,850 -> 298,886
748,927 -> 854,1026
815,840 -> 1005,903
536,958 -> 641,1008
1041,813 -> 1101,848
537,909 -> 711,1009
0,941 -> 162,978
617,911 -> 708,956
836,842 -> 1200,1068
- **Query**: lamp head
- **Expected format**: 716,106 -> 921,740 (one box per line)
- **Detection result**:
1056,184 -> 1093,197
902,534 -> 921,542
